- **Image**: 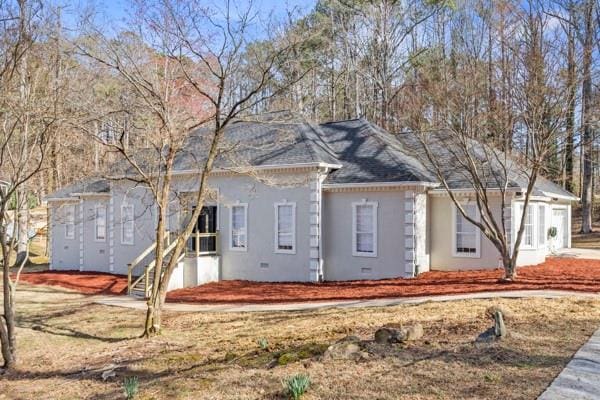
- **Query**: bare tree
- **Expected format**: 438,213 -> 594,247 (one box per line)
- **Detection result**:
76,0 -> 305,336
0,0 -> 59,370
410,1 -> 570,279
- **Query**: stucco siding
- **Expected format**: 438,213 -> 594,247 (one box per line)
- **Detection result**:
81,198 -> 110,272
322,190 -> 406,281
111,183 -> 158,275
430,195 -> 505,270
49,202 -> 80,270
172,172 -> 314,282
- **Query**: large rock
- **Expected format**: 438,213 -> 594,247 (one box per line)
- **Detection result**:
323,336 -> 368,361
374,323 -> 424,344
485,305 -> 513,321
374,327 -> 399,344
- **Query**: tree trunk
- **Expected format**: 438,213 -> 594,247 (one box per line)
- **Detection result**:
565,12 -> 576,193
580,0 -> 595,233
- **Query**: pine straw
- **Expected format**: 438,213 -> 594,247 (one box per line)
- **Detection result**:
3,283 -> 600,399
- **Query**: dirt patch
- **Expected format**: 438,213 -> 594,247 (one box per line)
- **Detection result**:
17,270 -> 127,295
167,257 -> 600,304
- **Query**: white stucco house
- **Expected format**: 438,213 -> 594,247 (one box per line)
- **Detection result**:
46,112 -> 577,296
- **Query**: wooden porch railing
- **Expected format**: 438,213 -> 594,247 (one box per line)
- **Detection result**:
186,231 -> 220,257
127,231 -> 171,296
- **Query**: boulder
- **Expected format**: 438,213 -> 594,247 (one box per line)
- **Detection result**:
323,339 -> 367,361
485,305 -> 513,321
375,324 -> 424,344
494,311 -> 507,338
400,323 -> 424,342
374,327 -> 399,344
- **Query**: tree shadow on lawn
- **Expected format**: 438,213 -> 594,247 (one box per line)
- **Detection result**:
16,303 -> 138,343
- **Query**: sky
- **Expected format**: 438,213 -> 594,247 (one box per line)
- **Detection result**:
57,0 -> 317,31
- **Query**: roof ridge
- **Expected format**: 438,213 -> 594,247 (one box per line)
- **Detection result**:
359,120 -> 424,181
296,115 -> 341,164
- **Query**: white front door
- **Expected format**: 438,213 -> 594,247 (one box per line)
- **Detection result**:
551,209 -> 567,249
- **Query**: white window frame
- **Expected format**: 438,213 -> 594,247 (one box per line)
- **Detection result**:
520,204 -> 536,250
538,204 -> 546,248
274,201 -> 296,254
121,204 -> 135,245
94,204 -> 107,242
452,202 -> 481,258
65,204 -> 75,239
229,202 -> 248,252
352,201 -> 378,257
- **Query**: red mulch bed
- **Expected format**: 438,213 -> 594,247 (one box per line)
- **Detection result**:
16,258 -> 600,303
166,258 -> 600,304
17,271 -> 128,295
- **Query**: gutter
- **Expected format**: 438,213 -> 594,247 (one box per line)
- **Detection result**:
108,162 -> 343,180
322,181 -> 438,189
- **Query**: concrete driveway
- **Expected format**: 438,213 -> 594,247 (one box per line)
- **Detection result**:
554,247 -> 600,260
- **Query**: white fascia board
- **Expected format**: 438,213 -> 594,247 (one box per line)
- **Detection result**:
540,191 -> 579,202
430,187 -> 520,196
323,181 -> 439,190
108,162 -> 343,180
45,197 -> 81,203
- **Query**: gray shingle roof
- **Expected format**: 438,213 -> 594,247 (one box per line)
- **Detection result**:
47,178 -> 110,199
174,111 -> 341,171
318,119 -> 437,184
395,130 -> 577,199
47,112 -> 576,201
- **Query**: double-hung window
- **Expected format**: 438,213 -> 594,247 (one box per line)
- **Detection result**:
453,203 -> 480,257
275,202 -> 296,254
121,204 -> 134,245
538,204 -> 546,247
352,201 -> 378,257
522,204 -> 535,248
65,204 -> 75,239
95,205 -> 107,241
230,203 -> 248,251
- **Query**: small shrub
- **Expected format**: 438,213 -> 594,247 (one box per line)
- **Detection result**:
258,337 -> 269,351
123,376 -> 139,400
283,374 -> 311,400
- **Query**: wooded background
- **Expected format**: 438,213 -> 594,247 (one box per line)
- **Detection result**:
3,0 -> 600,229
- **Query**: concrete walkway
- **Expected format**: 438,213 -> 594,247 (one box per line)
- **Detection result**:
94,289 -> 600,313
554,247 -> 600,260
538,327 -> 600,400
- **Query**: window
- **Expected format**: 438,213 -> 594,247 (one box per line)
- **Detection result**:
230,203 -> 247,251
352,201 -> 378,257
523,204 -> 535,248
121,204 -> 134,245
538,204 -> 546,247
65,204 -> 75,239
95,205 -> 107,241
274,202 -> 296,254
453,203 -> 480,257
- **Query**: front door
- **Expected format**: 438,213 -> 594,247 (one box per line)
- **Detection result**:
192,206 -> 217,253
551,209 -> 566,249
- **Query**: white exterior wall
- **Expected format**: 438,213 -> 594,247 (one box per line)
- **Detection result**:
322,189 -> 409,281
80,198 -> 110,272
49,201 -> 80,270
111,183 -> 158,275
430,194 -> 572,271
172,171 -> 317,282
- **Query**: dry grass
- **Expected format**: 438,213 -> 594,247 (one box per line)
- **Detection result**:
1,284 -> 599,399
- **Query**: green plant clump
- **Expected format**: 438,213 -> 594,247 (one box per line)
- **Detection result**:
283,374 -> 311,400
258,337 -> 269,351
123,376 -> 139,400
